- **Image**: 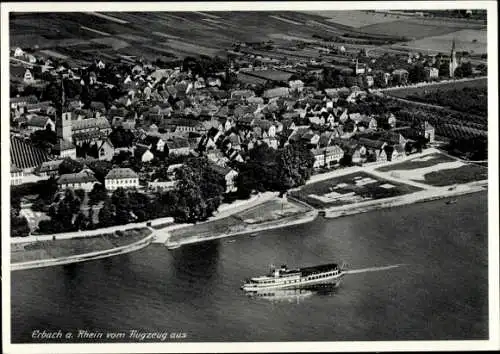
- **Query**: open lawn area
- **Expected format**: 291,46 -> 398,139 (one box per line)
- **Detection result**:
421,164 -> 488,186
376,153 -> 457,172
291,172 -> 421,208
236,199 -> 311,224
11,228 -> 151,263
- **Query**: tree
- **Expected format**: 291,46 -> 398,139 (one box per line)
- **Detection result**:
11,193 -> 21,218
59,158 -> 84,175
75,189 -> 86,202
409,64 -> 426,83
23,85 -> 44,99
38,177 -> 59,203
172,166 -> 208,223
42,82 -> 61,107
30,127 -> 58,150
86,160 -> 113,182
109,127 -> 136,148
112,188 -> 132,225
438,62 -> 450,78
98,200 -> 116,227
455,62 -> 473,78
112,150 -> 133,165
74,211 -> 92,231
11,216 -> 31,237
88,183 -> 107,206
276,143 -> 315,191
10,83 -> 19,97
31,197 -> 47,212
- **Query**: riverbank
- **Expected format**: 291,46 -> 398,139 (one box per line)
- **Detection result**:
156,148 -> 487,249
163,198 -> 317,249
165,208 -> 318,249
11,228 -> 153,271
322,180 -> 487,218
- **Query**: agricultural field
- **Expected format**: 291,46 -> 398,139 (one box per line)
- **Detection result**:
290,172 -> 421,208
376,153 -> 456,172
314,10 -> 412,28
360,20 -> 463,40
386,77 -> 487,99
9,10 -> 420,64
401,29 -> 487,54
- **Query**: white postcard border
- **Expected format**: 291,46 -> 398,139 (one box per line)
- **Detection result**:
1,1 -> 498,353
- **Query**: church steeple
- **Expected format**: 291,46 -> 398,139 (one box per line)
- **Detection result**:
449,38 -> 458,78
56,78 -> 72,142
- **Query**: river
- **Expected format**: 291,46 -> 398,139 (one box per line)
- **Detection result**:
11,192 -> 488,342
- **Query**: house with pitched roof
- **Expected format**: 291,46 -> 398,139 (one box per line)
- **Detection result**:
263,87 -> 290,99
10,95 -> 38,110
135,143 -> 154,162
358,137 -> 388,163
105,168 -> 139,191
311,148 -> 326,169
165,138 -> 191,156
26,116 -> 55,132
36,160 -> 64,178
58,169 -> 99,192
209,164 -> 238,193
80,139 -> 115,161
324,145 -> 344,166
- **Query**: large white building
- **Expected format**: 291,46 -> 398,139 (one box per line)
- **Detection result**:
105,168 -> 139,191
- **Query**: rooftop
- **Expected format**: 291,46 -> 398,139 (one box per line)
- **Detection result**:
105,167 -> 138,180
10,136 -> 50,171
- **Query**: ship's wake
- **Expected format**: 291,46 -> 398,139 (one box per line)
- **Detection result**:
344,264 -> 408,275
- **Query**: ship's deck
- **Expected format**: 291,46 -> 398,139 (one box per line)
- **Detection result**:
299,263 -> 340,276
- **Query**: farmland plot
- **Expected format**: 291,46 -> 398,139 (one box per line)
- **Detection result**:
359,20 -> 463,40
321,11 -> 411,28
402,29 -> 487,54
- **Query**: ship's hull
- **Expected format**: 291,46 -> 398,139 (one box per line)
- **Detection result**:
241,273 -> 344,292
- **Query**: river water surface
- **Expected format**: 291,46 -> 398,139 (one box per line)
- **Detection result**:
11,192 -> 488,342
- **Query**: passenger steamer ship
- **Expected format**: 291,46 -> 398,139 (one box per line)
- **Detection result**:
241,263 -> 346,292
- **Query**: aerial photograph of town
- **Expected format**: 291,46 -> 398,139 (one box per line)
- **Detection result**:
2,2 -> 497,353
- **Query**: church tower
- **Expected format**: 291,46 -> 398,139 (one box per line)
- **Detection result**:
449,39 -> 458,78
56,79 -> 72,141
